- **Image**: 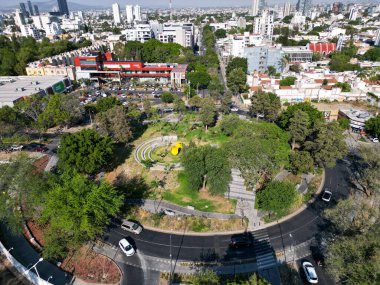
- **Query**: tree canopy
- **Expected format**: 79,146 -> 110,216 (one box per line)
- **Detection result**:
365,115 -> 380,137
250,90 -> 281,121
58,129 -> 114,174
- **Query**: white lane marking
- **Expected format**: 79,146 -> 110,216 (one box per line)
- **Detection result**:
269,215 -> 320,241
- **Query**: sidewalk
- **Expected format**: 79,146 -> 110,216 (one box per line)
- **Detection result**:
0,225 -> 73,285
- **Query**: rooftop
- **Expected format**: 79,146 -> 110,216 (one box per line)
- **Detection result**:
340,109 -> 374,122
0,76 -> 68,106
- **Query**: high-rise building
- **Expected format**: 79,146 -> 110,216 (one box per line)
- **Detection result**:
126,5 -> 134,23
14,9 -> 26,26
375,29 -> 380,47
284,2 -> 291,17
134,5 -> 141,21
251,0 -> 259,16
19,3 -> 28,16
112,3 -> 121,25
296,0 -> 312,16
27,0 -> 34,16
349,7 -> 358,21
259,0 -> 267,10
33,5 -> 39,16
254,10 -> 274,40
57,0 -> 69,16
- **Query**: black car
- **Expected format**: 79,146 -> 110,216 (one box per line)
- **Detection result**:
230,234 -> 252,248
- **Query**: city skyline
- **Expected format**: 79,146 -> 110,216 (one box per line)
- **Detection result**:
3,0 -> 378,9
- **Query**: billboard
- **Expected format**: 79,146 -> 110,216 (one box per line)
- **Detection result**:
52,81 -> 65,93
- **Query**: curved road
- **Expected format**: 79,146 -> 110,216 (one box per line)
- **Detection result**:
105,161 -> 351,264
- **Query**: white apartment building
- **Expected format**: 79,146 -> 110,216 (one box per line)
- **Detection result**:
61,17 -> 82,30
284,2 -> 291,17
112,3 -> 121,25
20,24 -> 41,39
251,0 -> 259,16
253,10 -> 274,40
218,32 -> 263,57
31,14 -> 61,36
291,12 -> 306,26
14,9 -> 26,26
349,7 -> 358,21
123,24 -> 152,42
134,5 -> 141,21
156,23 -> 195,48
126,5 -> 133,23
374,29 -> 380,47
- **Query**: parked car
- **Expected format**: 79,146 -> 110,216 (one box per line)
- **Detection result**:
302,261 -> 318,284
373,138 -> 379,143
230,233 -> 252,248
121,220 -> 143,234
119,238 -> 135,256
11,145 -> 23,151
35,146 -> 48,153
163,107 -> 174,112
322,188 -> 332,202
230,106 -> 239,112
163,209 -> 176,216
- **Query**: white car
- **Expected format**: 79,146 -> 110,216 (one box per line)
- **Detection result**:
119,238 -> 135,256
230,107 -> 239,112
163,209 -> 176,216
322,188 -> 332,202
302,261 -> 318,284
121,220 -> 143,235
373,138 -> 379,143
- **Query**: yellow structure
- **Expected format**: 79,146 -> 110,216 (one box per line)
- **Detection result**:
171,143 -> 183,156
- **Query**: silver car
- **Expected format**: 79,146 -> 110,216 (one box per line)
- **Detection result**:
302,261 -> 318,284
119,238 -> 135,256
121,220 -> 143,234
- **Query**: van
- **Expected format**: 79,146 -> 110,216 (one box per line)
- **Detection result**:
121,220 -> 143,234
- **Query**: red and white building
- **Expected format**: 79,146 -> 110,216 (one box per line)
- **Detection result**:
74,52 -> 187,86
308,43 -> 337,55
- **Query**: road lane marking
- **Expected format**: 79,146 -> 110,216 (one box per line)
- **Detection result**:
269,215 -> 320,241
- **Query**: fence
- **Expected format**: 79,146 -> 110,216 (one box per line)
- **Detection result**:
0,241 -> 52,285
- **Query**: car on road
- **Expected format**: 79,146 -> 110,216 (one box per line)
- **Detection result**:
11,145 -> 23,151
230,106 -> 239,112
302,261 -> 318,284
163,209 -> 176,216
230,233 -> 252,248
322,188 -> 332,202
121,220 -> 143,234
373,137 -> 379,143
163,107 -> 174,112
119,238 -> 135,256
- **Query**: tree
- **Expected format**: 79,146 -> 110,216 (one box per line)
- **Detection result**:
279,102 -> 324,130
361,47 -> 380,62
187,71 -> 211,89
334,82 -> 351,92
40,173 -> 123,259
338,117 -> 350,130
280,76 -> 297,86
289,151 -> 314,174
227,68 -> 247,94
173,96 -> 186,113
199,98 -> 216,131
226,57 -> 248,75
95,105 -> 132,143
96,96 -> 121,113
143,98 -> 152,116
221,90 -> 233,114
227,273 -> 270,285
357,144 -> 380,197
161,92 -> 174,103
256,181 -> 298,218
324,224 -> 380,285
304,122 -> 347,167
288,110 -> 310,150
214,29 -> 227,39
250,90 -> 281,122
365,115 -> 380,137
190,270 -> 219,285
58,129 -> 114,174
220,114 -> 240,136
182,145 -> 231,195
289,64 -> 301,73
267,66 -> 276,76
312,52 -> 322,61
188,95 -> 203,110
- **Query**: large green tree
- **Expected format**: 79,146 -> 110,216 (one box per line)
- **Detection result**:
250,90 -> 281,121
226,57 -> 248,75
199,98 -> 216,130
279,102 -> 324,130
289,151 -> 314,174
187,71 -> 212,89
227,68 -> 247,94
95,105 -> 132,143
288,110 -> 310,150
58,129 -> 114,174
96,96 -> 121,113
182,145 -> 231,195
256,181 -> 298,218
365,115 -> 380,137
304,122 -> 347,167
40,173 -> 123,259
161,92 -> 174,103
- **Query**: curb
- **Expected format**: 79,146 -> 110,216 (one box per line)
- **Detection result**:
138,169 -> 326,235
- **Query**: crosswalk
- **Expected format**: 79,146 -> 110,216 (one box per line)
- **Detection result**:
252,228 -> 281,285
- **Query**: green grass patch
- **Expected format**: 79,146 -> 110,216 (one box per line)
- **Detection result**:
162,172 -> 235,214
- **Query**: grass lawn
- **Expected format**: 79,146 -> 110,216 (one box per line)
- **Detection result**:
162,172 -> 236,214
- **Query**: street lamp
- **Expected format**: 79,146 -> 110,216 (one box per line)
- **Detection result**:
8,247 -> 13,252
47,276 -> 53,282
25,257 -> 43,277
